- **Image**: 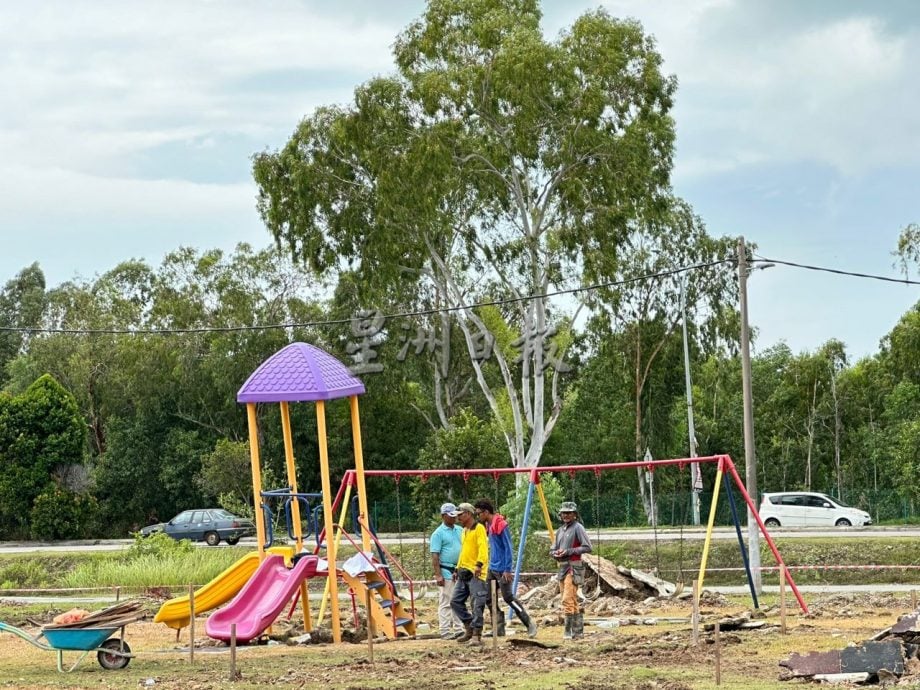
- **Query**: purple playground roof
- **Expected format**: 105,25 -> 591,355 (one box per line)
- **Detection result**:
237,342 -> 365,403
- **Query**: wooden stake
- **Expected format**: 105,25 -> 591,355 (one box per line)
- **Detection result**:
911,589 -> 917,611
691,579 -> 700,647
491,579 -> 498,654
365,588 -> 374,664
714,620 -> 721,686
779,566 -> 787,635
188,584 -> 195,664
229,623 -> 237,681
114,586 -> 121,603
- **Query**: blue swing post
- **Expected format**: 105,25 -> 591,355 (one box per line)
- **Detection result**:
723,471 -> 759,609
511,473 -> 538,600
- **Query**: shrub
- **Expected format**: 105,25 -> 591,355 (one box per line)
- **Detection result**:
30,488 -> 99,540
127,532 -> 194,559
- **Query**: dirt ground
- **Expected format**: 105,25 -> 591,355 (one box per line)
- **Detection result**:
0,592 -> 918,689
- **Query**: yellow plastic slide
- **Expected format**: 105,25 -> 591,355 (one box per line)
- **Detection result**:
153,546 -> 295,630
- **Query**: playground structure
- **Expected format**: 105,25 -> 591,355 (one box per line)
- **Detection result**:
154,341 -> 807,646
233,342 -> 414,643
154,341 -> 417,643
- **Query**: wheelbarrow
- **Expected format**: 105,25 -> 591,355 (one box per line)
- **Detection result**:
0,620 -> 136,672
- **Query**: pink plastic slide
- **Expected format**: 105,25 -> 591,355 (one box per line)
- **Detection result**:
205,553 -> 319,643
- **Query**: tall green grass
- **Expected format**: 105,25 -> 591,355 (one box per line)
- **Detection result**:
59,534 -> 247,588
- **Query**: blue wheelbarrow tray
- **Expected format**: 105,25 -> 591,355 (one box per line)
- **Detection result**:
42,626 -> 118,651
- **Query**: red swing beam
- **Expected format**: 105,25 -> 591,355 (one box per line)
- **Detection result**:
344,454 -> 808,614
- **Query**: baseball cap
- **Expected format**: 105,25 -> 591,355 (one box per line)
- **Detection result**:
440,502 -> 459,517
457,502 -> 476,514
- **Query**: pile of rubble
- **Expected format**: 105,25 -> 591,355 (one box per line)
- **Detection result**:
520,555 -> 690,616
781,609 -> 920,684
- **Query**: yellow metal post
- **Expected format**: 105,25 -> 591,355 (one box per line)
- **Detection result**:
349,396 -> 372,553
280,401 -> 311,627
279,402 -> 303,552
246,404 -> 266,558
697,460 -> 724,592
317,481 -> 353,623
316,401 -> 341,643
535,480 -> 555,543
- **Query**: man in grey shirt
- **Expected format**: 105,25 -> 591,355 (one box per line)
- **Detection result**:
550,501 -> 592,639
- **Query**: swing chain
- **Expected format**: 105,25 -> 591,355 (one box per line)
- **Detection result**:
394,476 -> 403,559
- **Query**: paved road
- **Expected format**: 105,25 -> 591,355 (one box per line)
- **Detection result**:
1,526 -> 917,554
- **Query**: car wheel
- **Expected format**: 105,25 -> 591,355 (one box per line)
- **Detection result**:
226,536 -> 240,546
97,638 -> 131,670
764,518 -> 781,528
835,518 -> 852,527
205,531 -> 220,546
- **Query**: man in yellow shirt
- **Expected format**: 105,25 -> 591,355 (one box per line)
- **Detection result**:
450,502 -> 489,646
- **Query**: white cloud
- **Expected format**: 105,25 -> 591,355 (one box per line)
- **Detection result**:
592,2 -> 920,179
0,2 -> 399,179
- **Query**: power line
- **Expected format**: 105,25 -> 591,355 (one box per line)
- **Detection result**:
0,254 -> 916,336
0,258 -> 733,336
753,256 -> 920,286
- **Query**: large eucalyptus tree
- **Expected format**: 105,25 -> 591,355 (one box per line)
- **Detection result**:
254,0 -> 677,469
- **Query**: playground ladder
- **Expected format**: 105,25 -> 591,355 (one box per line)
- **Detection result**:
339,563 -> 416,640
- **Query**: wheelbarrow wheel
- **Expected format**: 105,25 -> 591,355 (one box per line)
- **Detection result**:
97,638 -> 131,670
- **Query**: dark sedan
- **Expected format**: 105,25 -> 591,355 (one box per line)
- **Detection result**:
140,509 -> 255,546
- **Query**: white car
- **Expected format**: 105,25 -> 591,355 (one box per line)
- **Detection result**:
758,492 -> 872,528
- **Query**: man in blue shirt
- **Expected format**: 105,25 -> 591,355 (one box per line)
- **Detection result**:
430,502 -> 464,639
474,499 -> 538,638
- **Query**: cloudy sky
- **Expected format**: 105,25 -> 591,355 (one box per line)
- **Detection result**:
1,1 -> 918,358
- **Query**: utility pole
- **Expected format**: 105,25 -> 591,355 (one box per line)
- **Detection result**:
738,236 -> 762,594
680,277 -> 702,525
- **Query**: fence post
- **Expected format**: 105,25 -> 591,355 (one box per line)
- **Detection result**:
714,619 -> 721,686
229,623 -> 237,681
188,584 -> 195,664
779,566 -> 787,635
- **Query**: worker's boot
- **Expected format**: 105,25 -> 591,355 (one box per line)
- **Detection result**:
467,628 -> 483,647
572,612 -> 584,640
456,624 -> 473,643
563,614 -> 573,640
523,612 -> 538,638
513,602 -> 538,638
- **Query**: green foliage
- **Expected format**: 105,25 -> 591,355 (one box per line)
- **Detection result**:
63,538 -> 241,588
197,439 -> 255,509
29,488 -> 99,540
0,263 -> 46,385
0,558 -> 57,589
500,474 -> 563,540
126,531 -> 194,559
411,409 -> 509,523
499,474 -> 563,569
0,374 -> 86,537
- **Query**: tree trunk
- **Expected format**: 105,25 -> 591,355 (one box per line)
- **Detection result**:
830,368 -> 843,498
804,378 -> 818,490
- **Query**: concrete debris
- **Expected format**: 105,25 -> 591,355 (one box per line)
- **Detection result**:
891,613 -> 920,634
521,555 -> 685,616
781,610 -> 920,683
781,649 -> 843,677
812,672 -> 870,684
703,612 -> 769,632
840,641 -> 904,676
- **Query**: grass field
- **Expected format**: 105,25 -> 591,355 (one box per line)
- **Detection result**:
1,535 -> 919,687
0,592 -> 914,689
